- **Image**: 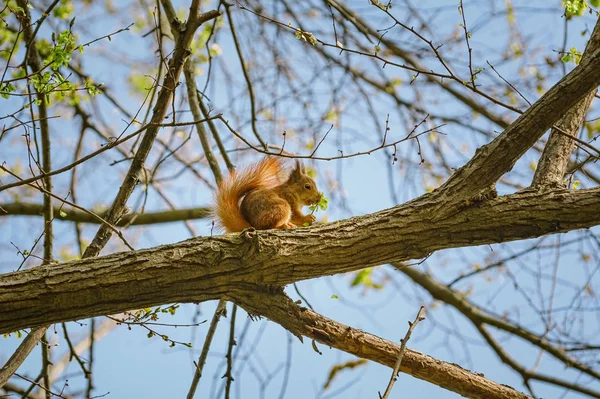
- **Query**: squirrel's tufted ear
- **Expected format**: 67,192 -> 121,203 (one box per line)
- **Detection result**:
289,160 -> 302,179
294,160 -> 306,174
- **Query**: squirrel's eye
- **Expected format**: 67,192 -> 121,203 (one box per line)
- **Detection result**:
304,183 -> 311,190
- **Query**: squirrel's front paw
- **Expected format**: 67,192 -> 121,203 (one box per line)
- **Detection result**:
304,214 -> 316,225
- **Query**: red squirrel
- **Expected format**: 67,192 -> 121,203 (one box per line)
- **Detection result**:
214,157 -> 322,232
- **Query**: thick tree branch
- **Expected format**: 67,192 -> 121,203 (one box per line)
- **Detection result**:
433,44 -> 600,205
532,20 -> 600,188
0,202 -> 211,226
2,187 -> 600,334
236,291 -> 532,399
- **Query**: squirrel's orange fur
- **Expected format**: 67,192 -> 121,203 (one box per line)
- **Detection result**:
214,157 -> 322,233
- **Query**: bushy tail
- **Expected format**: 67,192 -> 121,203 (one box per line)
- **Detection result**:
214,157 -> 285,232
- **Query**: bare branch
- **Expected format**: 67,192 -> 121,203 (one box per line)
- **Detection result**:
0,202 -> 211,226
0,326 -> 48,388
238,291 -> 532,399
379,306 -> 426,399
186,300 -> 227,399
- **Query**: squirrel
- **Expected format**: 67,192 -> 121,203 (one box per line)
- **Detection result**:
214,157 -> 322,232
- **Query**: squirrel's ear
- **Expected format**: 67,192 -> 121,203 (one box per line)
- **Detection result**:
290,160 -> 301,178
294,160 -> 306,174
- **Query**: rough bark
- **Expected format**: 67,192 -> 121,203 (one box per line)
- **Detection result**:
2,187 -> 600,334
532,20 -> 600,188
433,45 -> 600,205
237,291 -> 532,399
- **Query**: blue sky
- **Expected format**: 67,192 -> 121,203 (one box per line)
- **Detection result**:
2,1 -> 600,398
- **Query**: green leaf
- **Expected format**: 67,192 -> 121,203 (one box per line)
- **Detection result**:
563,0 -> 588,18
59,210 -> 67,217
0,82 -> 16,99
350,268 -> 384,290
53,1 -> 75,20
318,197 -> 329,211
351,268 -> 372,287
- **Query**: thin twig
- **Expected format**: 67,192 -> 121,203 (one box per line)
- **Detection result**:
187,300 -> 227,399
217,114 -> 443,161
0,167 -> 134,250
224,304 -> 237,399
61,323 -> 90,378
87,318 -> 95,399
225,3 -> 268,150
378,306 -> 426,399
14,373 -> 67,399
486,61 -> 531,106
40,334 -> 51,399
0,116 -> 221,193
458,0 -> 475,88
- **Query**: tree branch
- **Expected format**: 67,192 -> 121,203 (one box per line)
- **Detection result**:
2,187 -> 600,334
433,43 -> 600,205
160,0 -> 224,184
81,6 -> 220,258
379,306 -> 426,399
532,19 -> 600,188
0,326 -> 48,388
475,323 -> 600,398
236,291 -> 532,399
0,202 -> 211,226
398,266 -> 600,381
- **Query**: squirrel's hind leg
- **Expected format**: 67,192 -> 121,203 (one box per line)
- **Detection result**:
252,201 -> 293,230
